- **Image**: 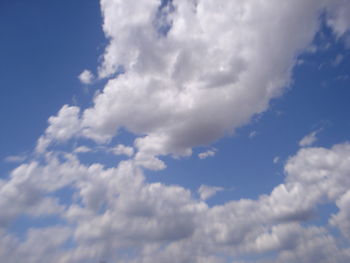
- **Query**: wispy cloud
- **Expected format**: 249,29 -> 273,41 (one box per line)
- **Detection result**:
198,185 -> 224,200
4,154 -> 27,163
299,129 -> 321,147
198,149 -> 217,160
249,130 -> 258,138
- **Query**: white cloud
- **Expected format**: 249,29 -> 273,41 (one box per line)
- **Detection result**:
110,144 -> 134,157
198,149 -> 216,160
36,105 -> 81,153
4,154 -> 27,163
33,0 -> 350,166
198,185 -> 223,200
73,146 -> 92,153
249,131 -> 258,139
273,156 -> 280,164
299,130 -> 319,147
330,190 -> 350,239
2,0 -> 350,262
79,0 -> 340,163
78,69 -> 94,84
1,142 -> 350,262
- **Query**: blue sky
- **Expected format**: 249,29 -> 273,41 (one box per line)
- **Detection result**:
1,1 -> 350,263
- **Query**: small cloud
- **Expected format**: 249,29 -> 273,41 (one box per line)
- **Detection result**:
306,44 -> 318,53
198,185 -> 224,201
332,54 -> 344,67
273,156 -> 280,164
4,154 -> 27,163
249,131 -> 258,138
78,69 -> 94,84
111,144 -> 134,157
198,149 -> 217,160
336,74 -> 349,81
275,110 -> 284,117
74,146 -> 92,153
299,130 -> 320,147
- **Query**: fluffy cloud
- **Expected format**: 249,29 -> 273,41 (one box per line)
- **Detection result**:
1,142 -> 350,262
110,144 -> 134,157
82,0 -> 324,160
330,190 -> 350,239
4,0 -> 350,262
74,145 -> 92,153
36,105 -> 81,153
78,69 -> 94,84
36,0 -> 350,167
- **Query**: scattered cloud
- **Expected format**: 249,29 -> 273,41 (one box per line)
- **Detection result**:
273,156 -> 280,164
198,149 -> 217,160
198,185 -> 224,200
73,146 -> 92,153
78,69 -> 94,84
336,74 -> 349,81
299,130 -> 320,147
1,143 -> 350,262
4,154 -> 27,163
249,131 -> 258,139
332,54 -> 344,66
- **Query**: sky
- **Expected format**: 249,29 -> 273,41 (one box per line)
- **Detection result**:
1,0 -> 350,262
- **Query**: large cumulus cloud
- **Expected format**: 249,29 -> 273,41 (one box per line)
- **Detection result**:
37,0 -> 350,170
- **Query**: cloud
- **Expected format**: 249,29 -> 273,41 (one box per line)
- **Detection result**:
36,105 -> 81,153
327,0 -> 350,37
4,154 -> 27,163
273,156 -> 280,164
298,130 -> 319,147
74,146 -> 92,153
249,131 -> 258,139
1,143 -> 350,262
110,144 -> 134,157
198,185 -> 223,200
332,54 -> 344,66
33,0 -> 350,168
330,190 -> 350,239
78,69 -> 94,84
198,149 -> 217,160
73,0 -> 341,164
2,0 -> 350,262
